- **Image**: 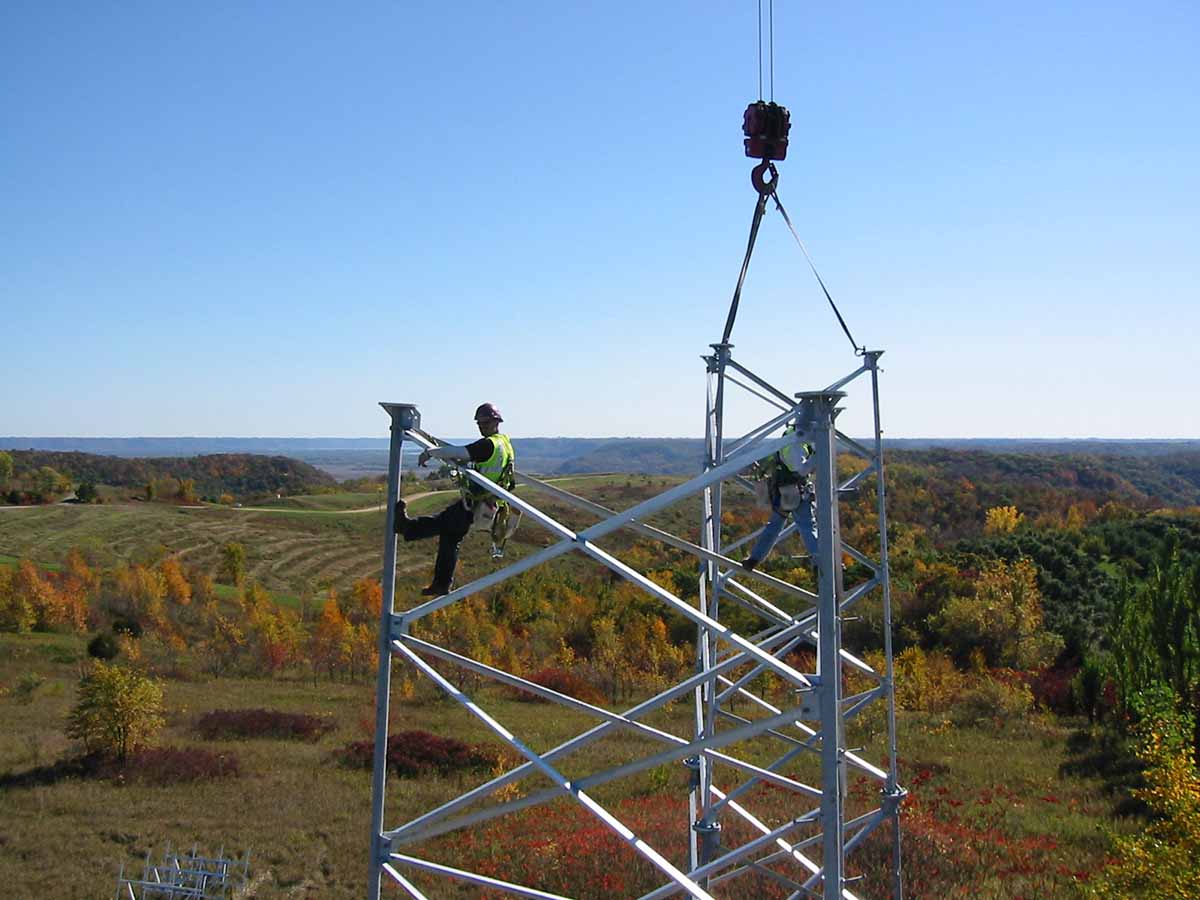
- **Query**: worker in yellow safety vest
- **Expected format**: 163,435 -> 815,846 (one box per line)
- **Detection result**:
395,402 -> 516,595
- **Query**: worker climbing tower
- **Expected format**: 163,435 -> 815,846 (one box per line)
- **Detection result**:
366,13 -> 904,895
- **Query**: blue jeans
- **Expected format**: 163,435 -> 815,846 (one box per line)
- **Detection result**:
751,498 -> 818,562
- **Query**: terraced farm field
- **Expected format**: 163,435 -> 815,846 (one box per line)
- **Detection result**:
0,476 -> 691,599
249,491 -> 386,511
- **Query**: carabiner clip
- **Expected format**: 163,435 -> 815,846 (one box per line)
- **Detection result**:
751,160 -> 779,196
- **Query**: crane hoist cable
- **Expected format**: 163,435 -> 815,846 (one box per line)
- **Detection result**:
756,0 -> 775,103
722,9 -> 865,356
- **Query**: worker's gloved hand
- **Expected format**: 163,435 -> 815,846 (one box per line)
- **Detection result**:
418,450 -> 431,467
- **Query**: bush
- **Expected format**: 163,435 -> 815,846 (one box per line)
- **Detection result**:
87,632 -> 120,661
1073,655 -> 1110,723
111,617 -> 143,638
66,662 -> 164,760
121,746 -> 240,785
14,673 -> 44,705
334,729 -> 499,778
515,667 -> 607,706
196,708 -> 333,742
950,675 -> 1034,728
891,647 -> 965,712
1028,664 -> 1078,714
933,558 -> 1063,669
1084,692 -> 1200,898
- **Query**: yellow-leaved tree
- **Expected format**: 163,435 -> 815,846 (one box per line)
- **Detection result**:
983,505 -> 1024,534
933,558 -> 1063,669
66,661 -> 165,760
1086,694 -> 1200,898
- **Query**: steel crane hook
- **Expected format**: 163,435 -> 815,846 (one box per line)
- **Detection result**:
751,160 -> 779,196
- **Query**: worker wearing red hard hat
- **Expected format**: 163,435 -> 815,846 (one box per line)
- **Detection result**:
394,403 -> 515,596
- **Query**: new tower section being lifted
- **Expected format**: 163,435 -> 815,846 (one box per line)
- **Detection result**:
365,93 -> 906,900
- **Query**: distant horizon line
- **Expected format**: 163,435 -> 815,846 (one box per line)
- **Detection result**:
4,436 -> 1199,443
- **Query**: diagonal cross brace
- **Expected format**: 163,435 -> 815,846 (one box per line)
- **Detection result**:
397,427 -> 808,623
391,638 -> 719,900
386,620 -> 814,844
397,430 -> 816,691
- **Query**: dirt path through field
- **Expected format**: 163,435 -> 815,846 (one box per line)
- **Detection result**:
229,474 -> 619,515
231,489 -> 446,514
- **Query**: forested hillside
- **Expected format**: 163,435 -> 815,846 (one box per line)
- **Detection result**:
4,451 -> 335,501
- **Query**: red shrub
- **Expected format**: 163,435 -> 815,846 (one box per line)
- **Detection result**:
514,668 -> 606,706
1029,665 -> 1079,714
417,771 -> 1085,899
334,730 -> 499,778
195,708 -> 333,742
121,747 -> 240,784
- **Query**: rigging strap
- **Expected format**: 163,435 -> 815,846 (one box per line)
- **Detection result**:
771,190 -> 864,355
720,192 -> 769,345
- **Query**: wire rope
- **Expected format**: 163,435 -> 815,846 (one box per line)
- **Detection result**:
757,1 -> 763,100
769,0 -> 774,102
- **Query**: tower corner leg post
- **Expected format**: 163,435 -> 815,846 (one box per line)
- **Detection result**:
368,402 -> 420,899
808,390 -> 847,900
865,352 -> 905,900
694,343 -> 731,880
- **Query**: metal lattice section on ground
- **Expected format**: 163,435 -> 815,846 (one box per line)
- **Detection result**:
367,351 -> 904,900
115,844 -> 250,899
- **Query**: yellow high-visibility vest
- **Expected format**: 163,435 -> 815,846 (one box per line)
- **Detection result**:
476,434 -> 514,485
463,433 -> 515,503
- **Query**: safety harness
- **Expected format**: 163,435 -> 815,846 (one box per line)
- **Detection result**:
457,434 -> 520,558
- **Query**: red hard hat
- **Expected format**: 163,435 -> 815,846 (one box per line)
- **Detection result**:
474,402 -> 503,423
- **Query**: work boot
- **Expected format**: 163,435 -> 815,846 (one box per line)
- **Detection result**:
741,556 -> 760,573
421,583 -> 451,597
393,499 -> 413,536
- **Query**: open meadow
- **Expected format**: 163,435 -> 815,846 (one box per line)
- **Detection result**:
0,630 -> 1134,899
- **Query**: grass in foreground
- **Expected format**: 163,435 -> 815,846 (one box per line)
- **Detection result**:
0,632 -> 1132,899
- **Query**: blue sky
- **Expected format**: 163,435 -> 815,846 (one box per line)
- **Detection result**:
3,2 -> 1197,440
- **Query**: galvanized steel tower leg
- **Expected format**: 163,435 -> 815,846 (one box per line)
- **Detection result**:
368,403 -> 420,900
866,353 -> 904,900
804,390 -> 848,900
694,343 -> 732,878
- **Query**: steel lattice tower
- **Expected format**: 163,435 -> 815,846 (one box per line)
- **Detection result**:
365,337 -> 904,897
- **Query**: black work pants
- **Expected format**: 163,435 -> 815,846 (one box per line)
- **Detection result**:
399,499 -> 473,590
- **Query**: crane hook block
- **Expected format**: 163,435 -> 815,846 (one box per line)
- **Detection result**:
743,100 -> 791,161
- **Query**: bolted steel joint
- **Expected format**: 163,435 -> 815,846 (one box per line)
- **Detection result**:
692,819 -> 722,835
371,832 -> 393,864
380,402 -> 421,432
